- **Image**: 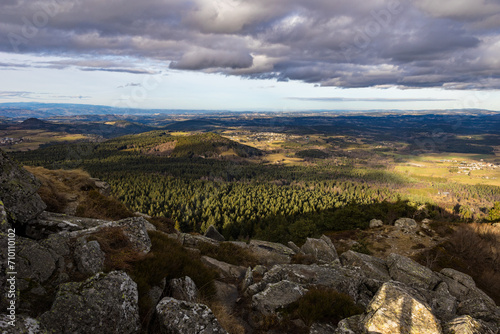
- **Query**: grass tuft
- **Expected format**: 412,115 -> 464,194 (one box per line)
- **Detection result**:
285,287 -> 364,326
198,242 -> 258,267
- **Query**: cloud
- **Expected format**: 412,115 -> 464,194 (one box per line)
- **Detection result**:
0,91 -> 91,100
117,83 -> 142,88
0,0 -> 499,88
80,68 -> 157,74
170,49 -> 253,70
289,97 -> 457,102
0,91 -> 32,98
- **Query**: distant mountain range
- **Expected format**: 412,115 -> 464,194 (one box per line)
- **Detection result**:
0,102 -> 498,118
0,102 -> 222,118
0,117 -> 154,138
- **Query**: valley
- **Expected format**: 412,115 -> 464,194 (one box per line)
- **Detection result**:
3,110 -> 500,333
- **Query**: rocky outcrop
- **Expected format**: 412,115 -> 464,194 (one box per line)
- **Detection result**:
387,253 -> 440,290
340,250 -> 391,281
439,268 -> 500,323
335,315 -> 363,334
363,282 -> 443,334
444,315 -> 497,334
0,149 -> 46,225
394,217 -> 418,233
246,263 -> 368,306
201,256 -> 247,279
63,216 -> 152,254
90,177 -> 111,196
300,235 -> 339,264
74,237 -> 105,275
154,297 -> 227,334
174,232 -> 220,248
25,211 -> 110,239
369,219 -> 384,228
0,314 -> 46,334
39,271 -> 140,334
309,322 -> 336,333
252,280 -> 307,315
169,276 -> 198,302
235,239 -> 296,265
204,225 -> 225,242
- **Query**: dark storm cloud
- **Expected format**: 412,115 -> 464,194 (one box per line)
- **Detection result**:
0,0 -> 499,88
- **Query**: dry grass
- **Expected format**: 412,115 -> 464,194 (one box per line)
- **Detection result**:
198,242 -> 258,267
146,216 -> 176,234
207,302 -> 245,334
285,288 -> 364,327
88,226 -> 145,271
25,166 -> 95,212
75,190 -> 134,220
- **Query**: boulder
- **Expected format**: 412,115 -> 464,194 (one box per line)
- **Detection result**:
440,268 -> 477,297
179,233 -> 220,248
246,264 -> 367,305
369,219 -> 384,228
247,240 -> 295,265
63,216 -> 152,254
394,217 -> 418,233
169,276 -> 198,302
439,268 -> 500,323
39,271 -> 140,334
310,322 -> 337,334
0,201 -> 11,235
288,241 -> 302,254
421,218 -> 432,230
148,278 -> 166,311
430,282 -> 458,322
0,150 -> 46,225
0,201 -> 12,308
444,315 -> 497,334
300,236 -> 339,264
387,253 -> 440,290
334,315 -> 363,334
201,256 -> 247,279
114,217 -> 152,253
27,211 -> 110,239
17,237 -> 58,286
143,220 -> 157,231
252,280 -> 307,315
241,267 -> 254,291
154,297 -> 227,334
204,225 -> 225,242
0,314 -> 47,333
340,250 -> 390,281
73,237 -> 105,275
90,177 -> 111,196
214,281 -> 239,310
363,282 -> 443,334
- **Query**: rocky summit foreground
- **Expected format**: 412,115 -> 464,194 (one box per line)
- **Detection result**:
0,150 -> 499,334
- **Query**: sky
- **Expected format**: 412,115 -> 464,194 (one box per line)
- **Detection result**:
0,0 -> 500,111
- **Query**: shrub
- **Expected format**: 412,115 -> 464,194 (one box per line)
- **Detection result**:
88,227 -> 145,272
198,242 -> 258,267
75,189 -> 134,220
291,253 -> 316,265
285,288 -> 364,326
130,231 -> 217,322
146,216 -> 176,234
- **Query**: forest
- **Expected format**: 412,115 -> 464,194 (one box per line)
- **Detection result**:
12,121 -> 500,243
